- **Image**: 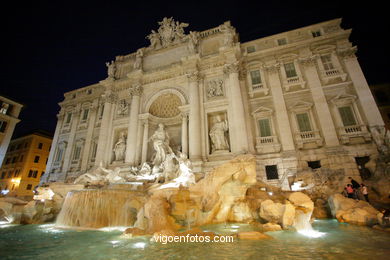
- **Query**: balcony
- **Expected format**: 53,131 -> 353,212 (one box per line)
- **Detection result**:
338,125 -> 371,144
295,130 -> 323,149
320,67 -> 347,84
248,83 -> 269,97
255,136 -> 281,154
283,76 -> 306,91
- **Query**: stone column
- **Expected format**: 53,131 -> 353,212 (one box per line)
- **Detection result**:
95,90 -> 117,167
265,63 -> 295,151
141,120 -> 149,164
340,47 -> 384,126
61,104 -> 81,180
80,100 -> 99,172
187,72 -> 202,160
224,62 -> 249,153
125,84 -> 143,165
301,56 -> 339,146
181,112 -> 188,156
42,111 -> 64,183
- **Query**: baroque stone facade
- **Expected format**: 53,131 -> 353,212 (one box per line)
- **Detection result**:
43,18 -> 385,189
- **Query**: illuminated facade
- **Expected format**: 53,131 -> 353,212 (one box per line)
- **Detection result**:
0,131 -> 52,198
44,18 -> 384,189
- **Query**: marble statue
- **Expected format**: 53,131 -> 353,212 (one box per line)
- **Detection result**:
147,17 -> 189,49
162,153 -> 178,182
149,123 -> 173,167
146,30 -> 161,49
133,49 -> 143,70
219,23 -> 235,47
138,162 -> 151,176
105,60 -> 116,79
209,115 -> 229,153
113,132 -> 126,161
188,31 -> 199,54
100,167 -> 124,183
174,152 -> 195,187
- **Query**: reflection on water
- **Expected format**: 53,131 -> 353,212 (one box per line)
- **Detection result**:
1,220 -> 389,260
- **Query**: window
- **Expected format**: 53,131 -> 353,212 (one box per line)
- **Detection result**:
38,143 -> 43,149
33,170 -> 38,178
284,62 -> 297,78
338,106 -> 357,126
65,112 -> 72,124
1,172 -> 5,179
99,104 -> 105,119
321,54 -> 334,71
308,161 -> 321,169
250,70 -> 262,86
0,120 -> 7,133
312,30 -> 321,37
0,102 -> 10,114
5,158 -> 10,164
7,171 -> 12,178
12,156 -> 17,163
247,46 -> 256,53
73,146 -> 81,161
296,113 -> 312,132
265,165 -> 279,180
91,142 -> 98,161
20,155 -> 24,162
82,109 -> 89,121
87,89 -> 92,94
28,170 -> 33,177
41,171 -> 45,177
34,156 -> 40,163
258,119 -> 272,137
26,184 -> 32,190
277,38 -> 287,46
55,148 -> 64,162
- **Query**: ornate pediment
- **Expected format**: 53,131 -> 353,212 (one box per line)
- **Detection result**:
146,17 -> 189,50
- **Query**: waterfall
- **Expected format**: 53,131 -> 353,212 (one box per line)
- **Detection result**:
294,209 -> 325,238
56,189 -> 137,229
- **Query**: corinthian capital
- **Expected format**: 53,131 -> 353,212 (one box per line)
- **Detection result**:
129,84 -> 143,96
223,61 -> 240,75
298,55 -> 318,66
186,71 -> 201,82
337,46 -> 357,60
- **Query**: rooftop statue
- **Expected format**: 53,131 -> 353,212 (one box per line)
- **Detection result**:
147,17 -> 189,49
105,60 -> 116,79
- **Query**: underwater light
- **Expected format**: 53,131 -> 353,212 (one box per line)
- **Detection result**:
133,242 -> 146,249
298,230 -> 325,238
110,240 -> 120,245
230,225 -> 240,229
268,191 -> 273,196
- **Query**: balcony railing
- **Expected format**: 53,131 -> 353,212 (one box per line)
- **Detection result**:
338,124 -> 371,144
283,76 -> 306,91
320,67 -> 347,83
255,136 -> 281,153
294,130 -> 323,149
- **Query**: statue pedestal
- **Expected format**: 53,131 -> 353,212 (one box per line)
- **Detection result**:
208,150 -> 232,161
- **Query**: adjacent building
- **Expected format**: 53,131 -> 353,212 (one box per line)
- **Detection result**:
0,130 -> 52,199
43,18 -> 385,189
0,96 -> 23,166
369,83 -> 390,130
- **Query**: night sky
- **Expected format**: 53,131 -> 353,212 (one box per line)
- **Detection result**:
1,1 -> 388,138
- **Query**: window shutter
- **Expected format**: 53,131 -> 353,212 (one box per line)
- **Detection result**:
296,113 -> 312,132
259,119 -> 271,137
338,106 -> 357,126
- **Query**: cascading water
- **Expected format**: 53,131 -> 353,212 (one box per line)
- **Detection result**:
294,209 -> 325,238
56,189 -> 138,229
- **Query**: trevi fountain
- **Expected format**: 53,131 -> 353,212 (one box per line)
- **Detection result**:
1,17 -> 390,259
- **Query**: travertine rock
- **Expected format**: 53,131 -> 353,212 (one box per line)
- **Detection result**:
328,193 -> 379,226
237,231 -> 272,240
259,200 -> 284,223
262,222 -> 282,232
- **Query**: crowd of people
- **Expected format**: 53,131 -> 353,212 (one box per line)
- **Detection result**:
342,177 -> 369,202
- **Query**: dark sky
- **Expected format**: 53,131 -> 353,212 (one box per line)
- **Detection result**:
1,1 -> 388,138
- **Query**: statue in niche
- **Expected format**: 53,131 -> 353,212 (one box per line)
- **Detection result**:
113,131 -> 126,161
188,31 -> 199,54
117,99 -> 128,116
219,23 -> 235,47
149,123 -> 173,167
133,49 -> 144,70
209,115 -> 229,153
105,60 -> 116,79
146,30 -> 161,49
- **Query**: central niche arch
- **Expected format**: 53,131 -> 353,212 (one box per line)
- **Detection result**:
149,93 -> 182,118
144,88 -> 187,116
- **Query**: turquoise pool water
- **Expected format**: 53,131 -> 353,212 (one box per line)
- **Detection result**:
1,220 -> 389,259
